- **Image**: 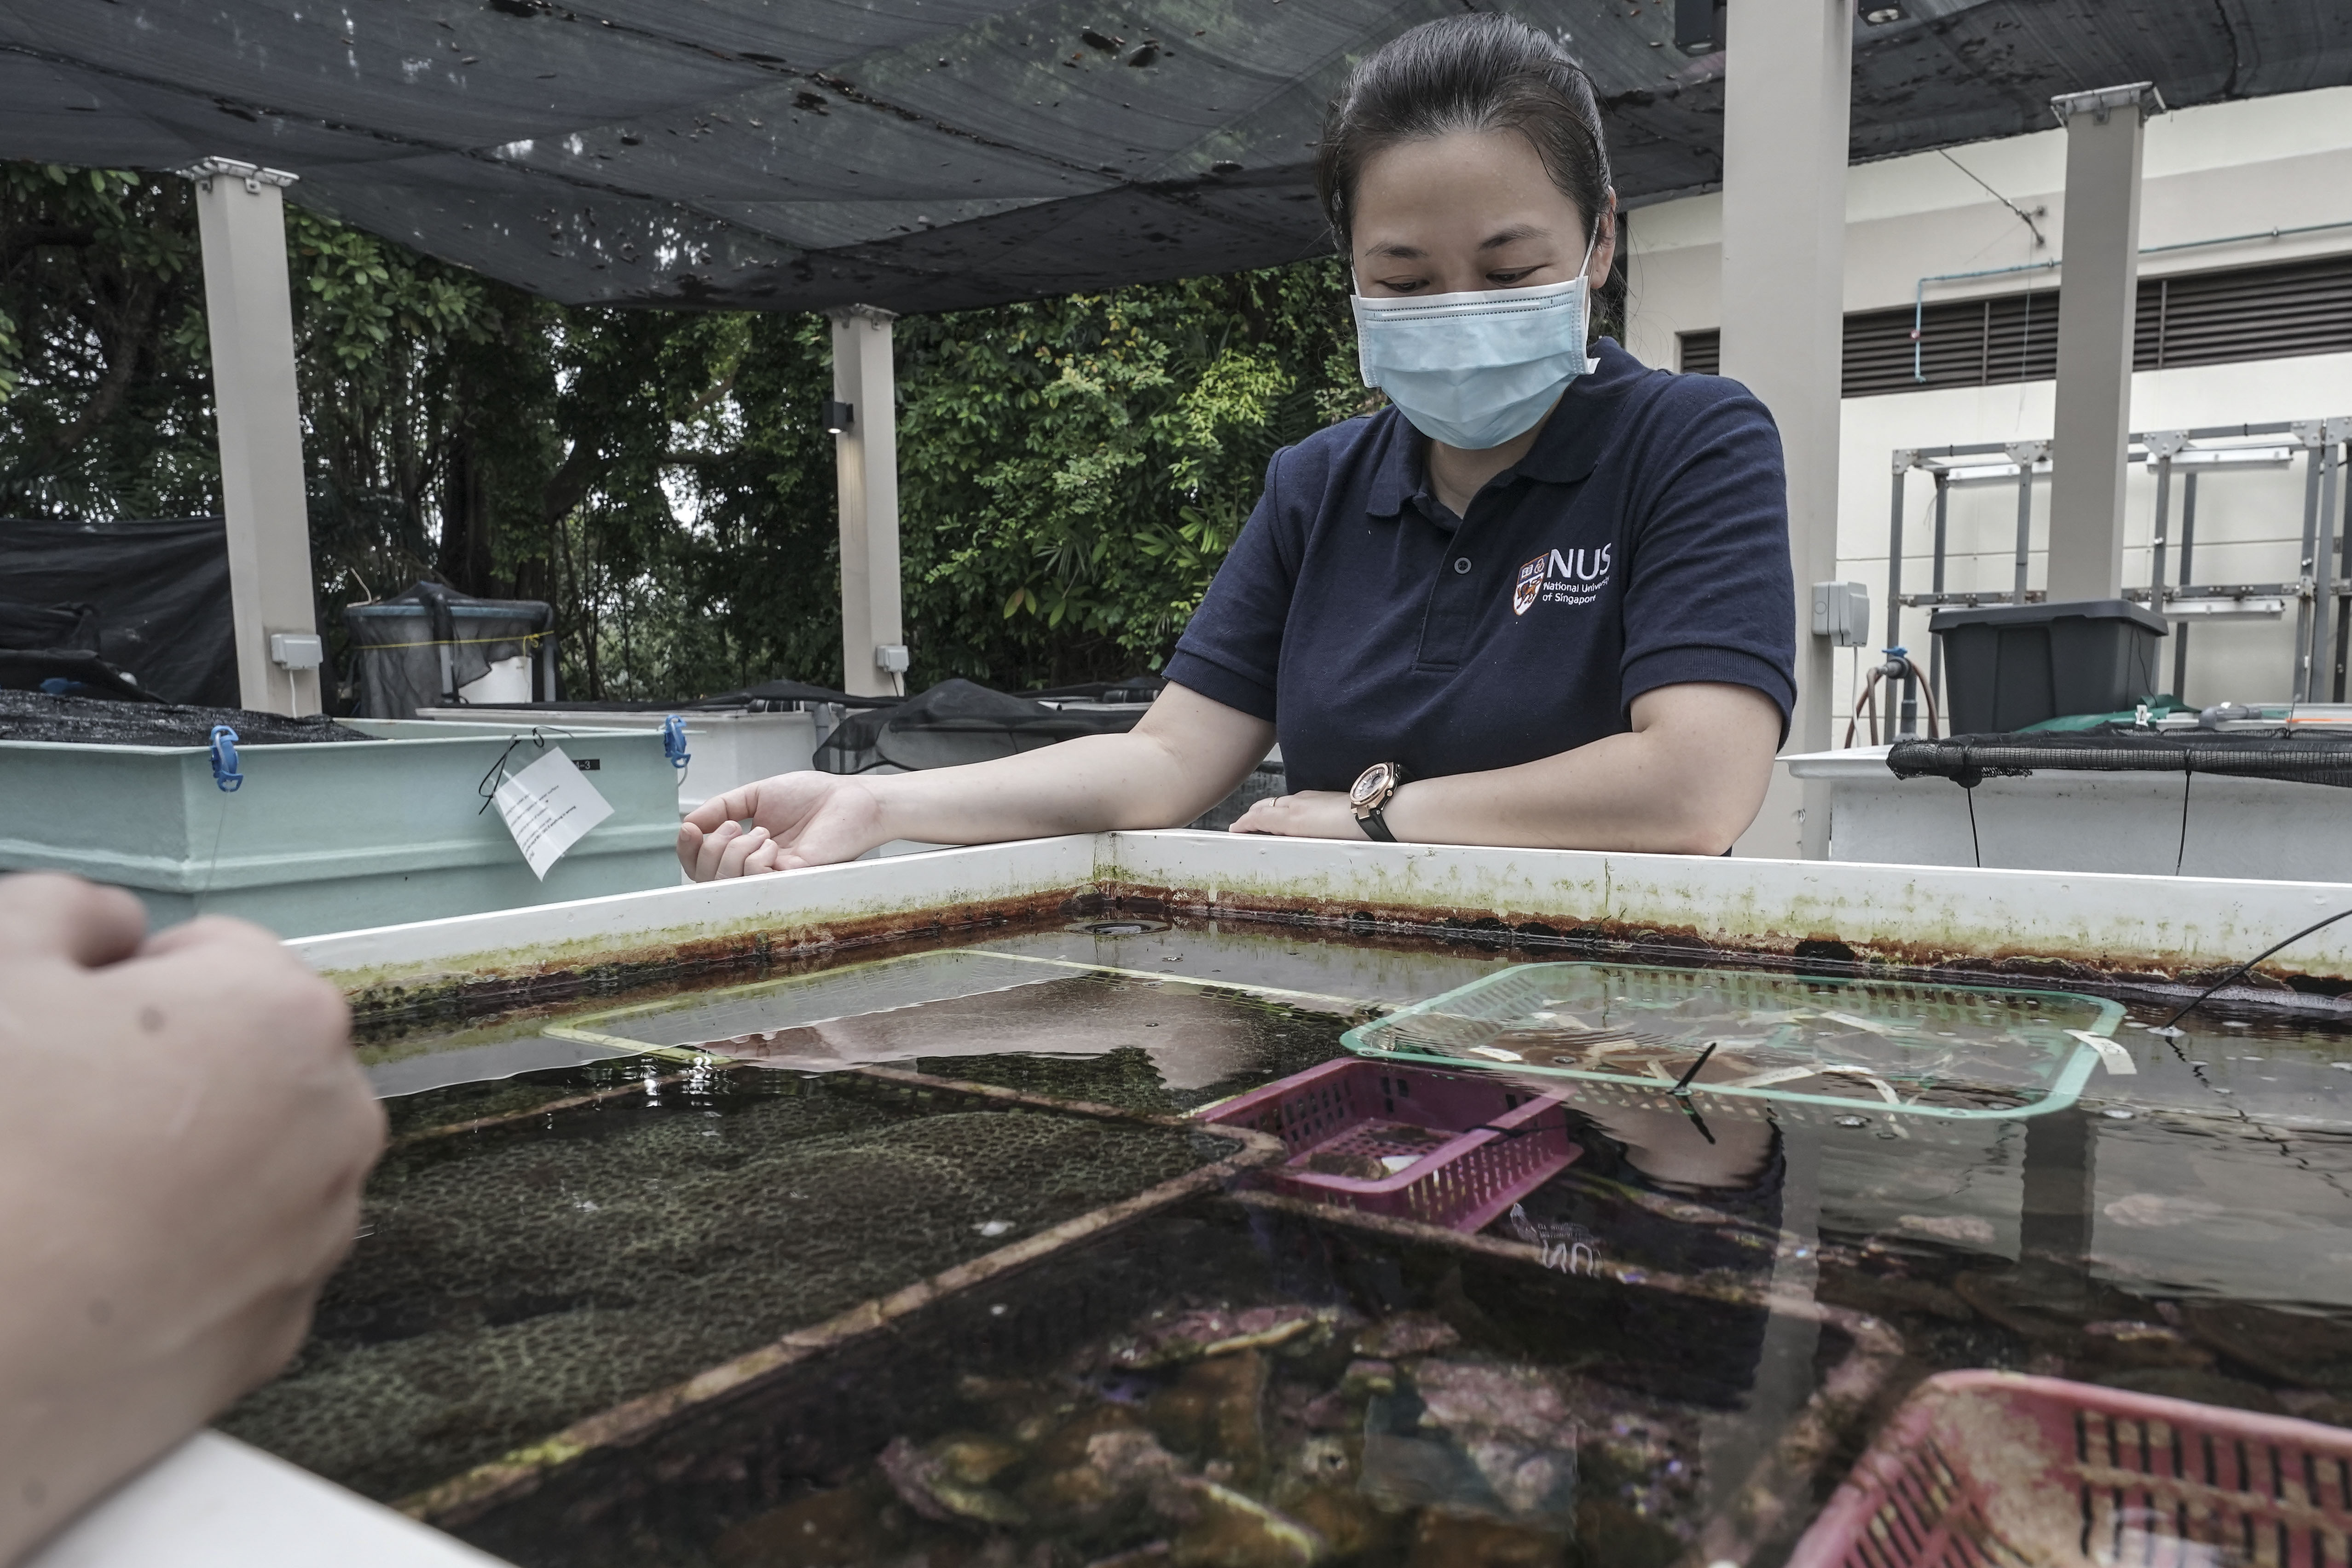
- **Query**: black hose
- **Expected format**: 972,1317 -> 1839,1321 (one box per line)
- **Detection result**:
2160,905 -> 2352,1028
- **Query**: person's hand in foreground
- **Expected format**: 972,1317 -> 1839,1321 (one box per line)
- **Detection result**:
0,874 -> 385,1565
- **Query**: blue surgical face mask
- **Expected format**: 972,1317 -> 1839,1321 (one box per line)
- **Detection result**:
1351,238 -> 1600,450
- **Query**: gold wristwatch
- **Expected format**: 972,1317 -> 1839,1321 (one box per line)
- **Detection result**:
1349,761 -> 1408,843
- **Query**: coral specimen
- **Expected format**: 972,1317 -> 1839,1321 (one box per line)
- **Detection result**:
222,1073 -> 1208,1500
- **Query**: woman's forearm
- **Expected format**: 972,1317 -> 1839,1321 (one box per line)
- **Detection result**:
1383,684 -> 1781,854
865,686 -> 1275,847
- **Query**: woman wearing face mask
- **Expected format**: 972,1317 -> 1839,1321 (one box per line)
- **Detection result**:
678,12 -> 1793,880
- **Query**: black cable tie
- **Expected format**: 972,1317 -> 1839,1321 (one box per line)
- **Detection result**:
1671,1040 -> 1718,1096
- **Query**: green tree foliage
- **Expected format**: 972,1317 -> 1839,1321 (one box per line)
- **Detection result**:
0,161 -> 1364,700
0,165 -> 212,519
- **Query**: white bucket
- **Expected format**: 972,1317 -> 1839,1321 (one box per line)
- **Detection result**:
457,654 -> 533,706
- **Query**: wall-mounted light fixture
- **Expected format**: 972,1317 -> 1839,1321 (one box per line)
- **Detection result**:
826,400 -> 855,435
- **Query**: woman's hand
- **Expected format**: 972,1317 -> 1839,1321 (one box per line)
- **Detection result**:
677,685 -> 1277,881
676,773 -> 890,879
1229,790 -> 1367,841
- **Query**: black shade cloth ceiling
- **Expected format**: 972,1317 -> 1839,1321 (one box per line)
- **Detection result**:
1889,731 -> 2352,791
5,1 -> 2344,315
0,516 -> 237,704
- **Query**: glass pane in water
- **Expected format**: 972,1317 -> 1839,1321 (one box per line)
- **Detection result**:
1347,963 -> 2122,1118
550,949 -> 1072,1053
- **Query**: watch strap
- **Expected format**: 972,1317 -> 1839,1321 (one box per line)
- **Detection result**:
1359,806 -> 1398,844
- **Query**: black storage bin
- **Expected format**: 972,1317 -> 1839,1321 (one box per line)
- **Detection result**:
1929,599 -> 2168,733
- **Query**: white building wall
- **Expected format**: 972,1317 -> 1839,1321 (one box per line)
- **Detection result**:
1623,86 -> 2352,721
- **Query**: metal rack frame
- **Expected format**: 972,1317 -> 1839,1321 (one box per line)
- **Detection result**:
1884,417 -> 2352,735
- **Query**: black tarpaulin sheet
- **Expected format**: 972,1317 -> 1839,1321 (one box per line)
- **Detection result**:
813,676 -> 1145,773
0,516 -> 237,705
5,1 -> 2345,315
1888,731 -> 2352,790
0,649 -> 157,702
0,599 -> 99,653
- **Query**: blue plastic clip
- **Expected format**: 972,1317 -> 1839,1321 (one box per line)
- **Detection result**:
208,725 -> 243,793
661,715 -> 691,771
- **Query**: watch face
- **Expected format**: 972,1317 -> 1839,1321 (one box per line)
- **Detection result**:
1350,762 -> 1393,807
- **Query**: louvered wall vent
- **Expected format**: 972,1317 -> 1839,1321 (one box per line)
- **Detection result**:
1673,251 -> 2352,395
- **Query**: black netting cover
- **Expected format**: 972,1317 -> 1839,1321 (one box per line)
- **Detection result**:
701,678 -> 898,710
1021,675 -> 1168,704
1888,731 -> 2352,790
813,677 -> 1146,774
343,583 -> 554,721
5,3 -> 2341,315
473,680 -> 895,714
0,517 -> 236,705
0,688 -> 360,747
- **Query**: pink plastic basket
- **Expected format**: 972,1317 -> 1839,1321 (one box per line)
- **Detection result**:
1194,1058 -> 1578,1234
1789,1370 -> 2352,1568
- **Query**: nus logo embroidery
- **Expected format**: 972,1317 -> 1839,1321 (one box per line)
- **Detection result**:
1510,545 -> 1614,616
1513,554 -> 1546,616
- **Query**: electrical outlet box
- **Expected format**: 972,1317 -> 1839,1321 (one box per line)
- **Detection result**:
1811,582 -> 1871,648
269,632 -> 325,669
874,643 -> 911,674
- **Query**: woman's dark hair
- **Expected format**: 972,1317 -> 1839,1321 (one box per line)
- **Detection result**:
1315,13 -> 1624,339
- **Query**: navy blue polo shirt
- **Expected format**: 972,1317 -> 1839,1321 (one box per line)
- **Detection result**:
1163,338 -> 1795,794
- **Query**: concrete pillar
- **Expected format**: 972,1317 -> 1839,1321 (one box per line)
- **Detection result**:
1720,0 -> 1852,859
188,157 -> 322,717
829,306 -> 906,698
2046,84 -> 2158,603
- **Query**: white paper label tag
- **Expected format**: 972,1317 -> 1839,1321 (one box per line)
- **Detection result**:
492,746 -> 613,880
2067,1029 -> 2138,1075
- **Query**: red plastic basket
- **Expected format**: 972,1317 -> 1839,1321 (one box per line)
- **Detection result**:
1789,1370 -> 2352,1568
1194,1058 -> 1578,1234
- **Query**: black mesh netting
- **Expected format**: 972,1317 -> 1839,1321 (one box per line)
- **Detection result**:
814,677 -> 1148,774
1888,731 -> 2352,790
4,3 -> 2340,314
0,688 -> 361,746
343,583 -> 554,721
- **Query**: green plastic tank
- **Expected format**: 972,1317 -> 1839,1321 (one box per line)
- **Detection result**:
0,720 -> 681,936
